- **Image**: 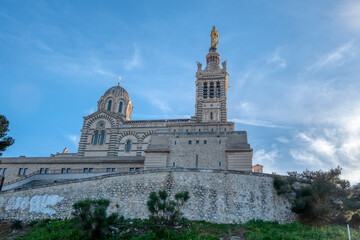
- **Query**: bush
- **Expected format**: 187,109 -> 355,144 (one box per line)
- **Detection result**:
11,220 -> 23,231
273,167 -> 360,224
72,198 -> 119,240
147,190 -> 190,230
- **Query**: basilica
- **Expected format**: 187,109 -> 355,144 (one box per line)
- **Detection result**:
0,27 -> 258,188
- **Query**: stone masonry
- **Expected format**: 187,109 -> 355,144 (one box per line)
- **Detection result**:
0,169 -> 295,223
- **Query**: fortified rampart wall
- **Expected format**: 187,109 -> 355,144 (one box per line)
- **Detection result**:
0,169 -> 295,223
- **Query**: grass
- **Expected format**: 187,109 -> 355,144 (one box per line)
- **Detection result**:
12,218 -> 360,240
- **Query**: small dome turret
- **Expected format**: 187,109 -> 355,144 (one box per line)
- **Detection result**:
98,81 -> 133,121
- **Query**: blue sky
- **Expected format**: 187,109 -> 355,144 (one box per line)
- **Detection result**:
1,1 -> 360,183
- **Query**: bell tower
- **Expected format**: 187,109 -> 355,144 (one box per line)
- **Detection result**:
195,26 -> 229,123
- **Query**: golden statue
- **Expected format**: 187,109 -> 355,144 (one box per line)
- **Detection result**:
63,147 -> 68,153
210,26 -> 219,48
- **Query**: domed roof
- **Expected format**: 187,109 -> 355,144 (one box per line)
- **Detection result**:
103,85 -> 130,101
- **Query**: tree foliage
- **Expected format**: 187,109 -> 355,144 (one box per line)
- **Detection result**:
147,190 -> 190,229
0,115 -> 15,156
273,166 -> 360,224
72,198 -> 119,240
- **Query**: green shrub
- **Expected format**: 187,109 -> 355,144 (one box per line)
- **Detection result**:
273,167 -> 360,224
11,219 -> 23,231
72,198 -> 119,240
147,190 -> 190,230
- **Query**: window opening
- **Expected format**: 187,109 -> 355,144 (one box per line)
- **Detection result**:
99,131 -> 105,145
66,168 -> 71,174
83,168 -> 88,173
136,168 -> 140,171
18,168 -> 23,175
3,169 -> 7,175
130,168 -> 134,172
174,141 -> 177,145
173,162 -> 176,167
216,82 -> 221,98
89,168 -> 93,173
112,168 -> 116,172
196,140 -> 199,144
196,155 -> 199,168
209,82 -> 214,98
93,131 -> 99,145
203,82 -> 208,99
45,168 -> 49,174
219,162 -> 222,167
61,168 -> 66,174
40,168 -> 44,174
125,140 -> 131,152
119,101 -> 123,112
24,168 -> 28,175
107,168 -> 111,173
204,140 -> 207,144
0,169 -> 2,175
107,100 -> 112,111
210,112 -> 213,120
188,140 -> 192,145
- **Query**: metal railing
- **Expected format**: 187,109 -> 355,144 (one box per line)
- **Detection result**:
3,167 -> 138,187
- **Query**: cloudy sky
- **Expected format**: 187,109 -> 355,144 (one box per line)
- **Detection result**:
1,1 -> 360,183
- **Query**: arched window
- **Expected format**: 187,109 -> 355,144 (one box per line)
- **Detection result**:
125,140 -> 131,152
203,82 -> 208,99
93,131 -> 99,145
107,100 -> 112,111
216,82 -> 220,98
210,112 -> 213,120
209,82 -> 214,98
99,131 -> 105,145
118,101 -> 123,113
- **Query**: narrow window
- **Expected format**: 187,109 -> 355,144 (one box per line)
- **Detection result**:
203,82 -> 208,99
135,168 -> 140,171
18,168 -> 23,175
211,129 -> 214,132
3,169 -> 7,175
118,101 -> 123,112
93,131 -> 99,145
196,140 -> 199,144
210,112 -> 213,120
99,131 -> 105,145
219,140 -> 222,144
188,140 -> 192,145
89,168 -> 93,173
219,162 -> 222,167
173,162 -> 176,167
186,129 -> 188,132
204,140 -> 207,144
45,168 -> 49,174
130,168 -> 134,172
66,168 -> 71,174
196,155 -> 199,168
107,100 -> 112,111
125,140 -> 131,152
209,82 -> 214,98
40,168 -> 44,174
112,168 -> 116,172
224,128 -> 226,132
199,129 -> 201,132
174,141 -> 177,145
24,168 -> 28,175
174,129 -> 176,132
0,169 -> 2,175
83,168 -> 88,173
107,168 -> 111,172
61,168 -> 66,174
216,82 -> 220,98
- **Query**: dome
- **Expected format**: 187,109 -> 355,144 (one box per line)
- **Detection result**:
97,84 -> 133,121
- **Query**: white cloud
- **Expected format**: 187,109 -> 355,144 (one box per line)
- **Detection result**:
83,107 -> 96,115
309,42 -> 354,71
124,46 -> 141,70
230,118 -> 289,129
253,148 -> 279,174
276,136 -> 289,144
340,1 -> 360,32
266,48 -> 287,69
67,135 -> 80,149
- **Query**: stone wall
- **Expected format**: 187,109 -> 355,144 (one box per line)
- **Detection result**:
0,169 -> 295,223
